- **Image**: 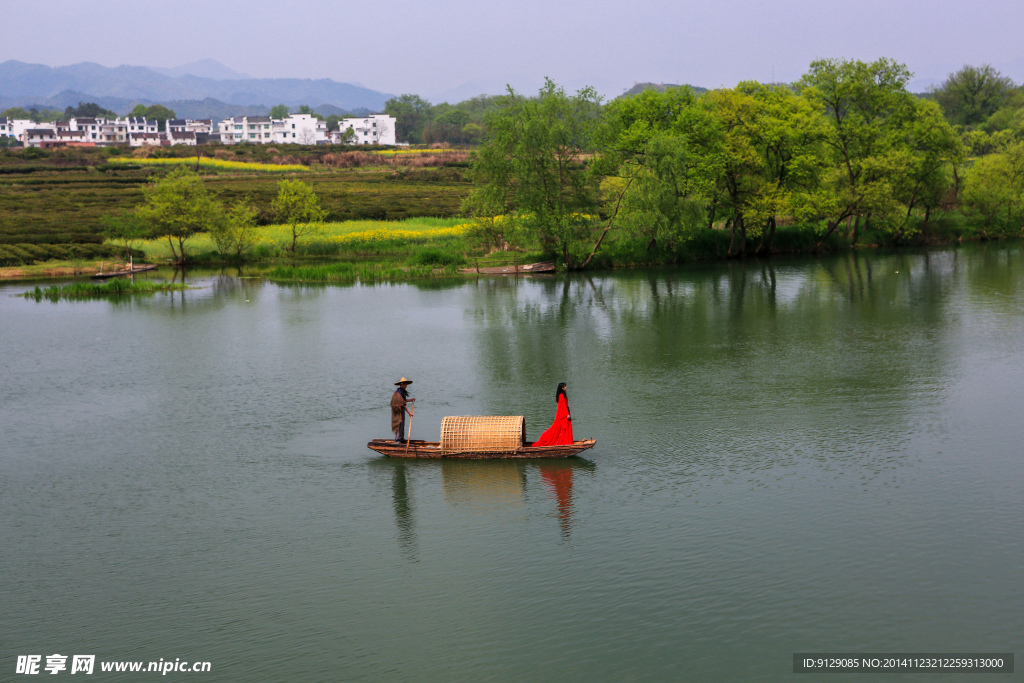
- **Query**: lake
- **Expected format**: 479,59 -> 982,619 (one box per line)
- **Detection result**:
2,245 -> 1021,680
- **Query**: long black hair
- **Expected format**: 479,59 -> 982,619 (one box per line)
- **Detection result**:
555,382 -> 567,402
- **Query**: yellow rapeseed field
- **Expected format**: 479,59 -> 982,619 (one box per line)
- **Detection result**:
135,218 -> 472,259
108,157 -> 309,172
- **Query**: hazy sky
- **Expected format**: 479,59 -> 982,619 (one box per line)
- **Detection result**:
3,0 -> 1023,100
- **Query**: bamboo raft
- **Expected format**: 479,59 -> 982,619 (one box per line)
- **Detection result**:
368,415 -> 595,459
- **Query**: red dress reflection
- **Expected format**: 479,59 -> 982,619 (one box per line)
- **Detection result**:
539,462 -> 574,536
532,392 -> 574,446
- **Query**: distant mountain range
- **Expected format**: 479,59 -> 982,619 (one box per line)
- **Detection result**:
0,60 -> 392,116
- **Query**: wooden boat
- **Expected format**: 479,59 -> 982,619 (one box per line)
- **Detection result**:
461,261 -> 556,276
368,415 -> 595,459
367,438 -> 596,459
91,264 -> 158,279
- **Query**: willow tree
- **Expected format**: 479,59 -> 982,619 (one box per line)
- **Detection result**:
465,79 -> 602,267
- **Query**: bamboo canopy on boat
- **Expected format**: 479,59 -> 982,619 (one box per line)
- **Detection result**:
440,416 -> 526,453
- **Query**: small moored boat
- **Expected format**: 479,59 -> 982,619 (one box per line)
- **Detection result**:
367,415 -> 595,459
91,264 -> 158,279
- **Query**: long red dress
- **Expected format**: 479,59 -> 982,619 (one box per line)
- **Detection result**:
532,393 -> 574,446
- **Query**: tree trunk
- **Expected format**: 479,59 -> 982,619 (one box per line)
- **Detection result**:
814,219 -> 842,251
176,236 -> 188,265
706,196 -> 718,231
756,216 -> 777,255
580,176 -> 631,270
728,214 -> 746,257
167,235 -> 180,264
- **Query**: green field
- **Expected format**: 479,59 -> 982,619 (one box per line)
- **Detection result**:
0,146 -> 472,266
138,217 -> 475,260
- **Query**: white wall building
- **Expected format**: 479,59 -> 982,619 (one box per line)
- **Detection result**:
218,113 -> 328,145
123,117 -> 158,135
334,114 -> 395,145
168,119 -> 212,135
218,116 -> 275,143
68,118 -> 128,144
169,131 -> 197,146
1,117 -> 29,139
273,114 -> 328,145
129,133 -> 163,147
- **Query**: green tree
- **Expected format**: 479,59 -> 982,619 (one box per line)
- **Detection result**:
425,109 -> 471,144
385,94 -> 432,144
797,57 -> 919,246
982,88 -> 1024,134
64,102 -> 116,119
593,86 -> 719,257
2,106 -> 32,120
466,80 -> 602,266
962,141 -> 1024,232
933,64 -> 1015,128
272,179 -> 326,253
338,126 -> 356,144
210,200 -> 260,259
270,104 -> 290,119
130,104 -> 177,130
296,104 -> 323,120
136,167 -> 225,264
101,210 -> 149,263
889,98 -> 964,236
688,84 -> 827,254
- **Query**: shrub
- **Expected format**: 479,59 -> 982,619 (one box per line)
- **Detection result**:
408,248 -> 466,266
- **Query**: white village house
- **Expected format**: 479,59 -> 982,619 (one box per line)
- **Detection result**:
217,113 -> 330,145
6,111 -> 397,147
333,114 -> 396,145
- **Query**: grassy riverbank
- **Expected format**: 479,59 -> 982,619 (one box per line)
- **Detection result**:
23,279 -> 191,301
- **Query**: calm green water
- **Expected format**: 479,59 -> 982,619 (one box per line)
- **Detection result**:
2,245 -> 1022,681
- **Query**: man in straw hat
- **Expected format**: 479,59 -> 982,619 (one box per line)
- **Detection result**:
391,378 -> 416,443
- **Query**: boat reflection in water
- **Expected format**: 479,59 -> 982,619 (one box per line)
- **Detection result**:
372,458 -> 596,554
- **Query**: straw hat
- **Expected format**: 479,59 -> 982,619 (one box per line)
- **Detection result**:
394,377 -> 413,386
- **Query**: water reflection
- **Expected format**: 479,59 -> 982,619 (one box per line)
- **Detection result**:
371,457 -> 596,554
537,461 -> 574,539
462,248 -> 1021,476
390,461 -> 418,562
441,460 -> 527,510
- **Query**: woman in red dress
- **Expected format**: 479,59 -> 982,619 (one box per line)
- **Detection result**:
532,382 -> 574,446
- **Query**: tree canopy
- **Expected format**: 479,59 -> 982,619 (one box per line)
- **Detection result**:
135,167 -> 225,264
466,80 -> 603,266
272,180 -> 326,253
129,104 -> 177,130
464,59 -> 974,268
64,102 -> 117,119
932,64 -> 1015,128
